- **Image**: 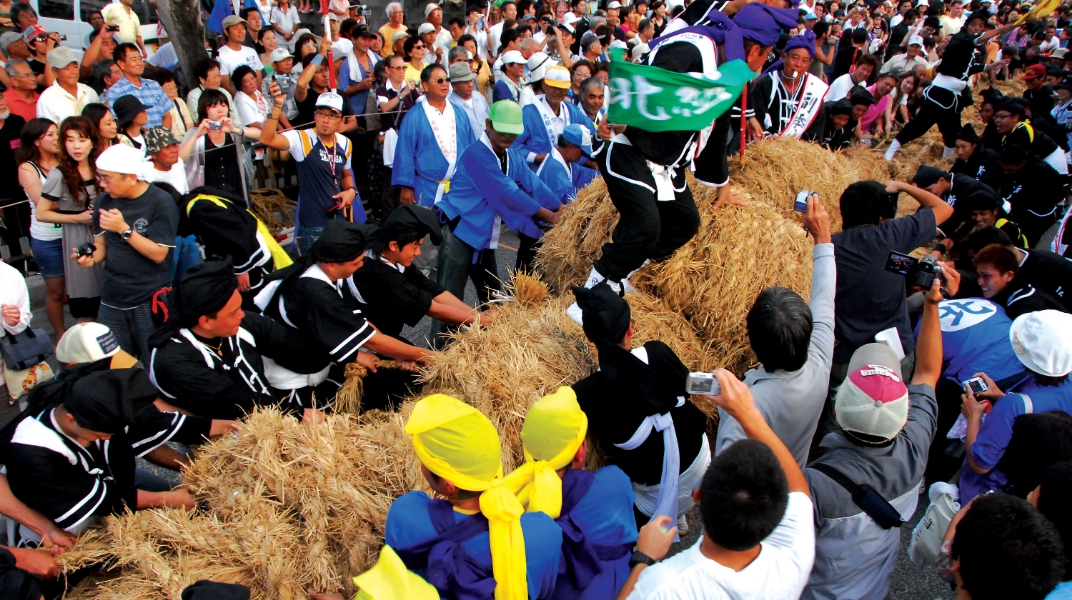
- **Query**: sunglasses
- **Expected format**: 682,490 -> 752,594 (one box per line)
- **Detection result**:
414,43 -> 426,49
430,77 -> 448,84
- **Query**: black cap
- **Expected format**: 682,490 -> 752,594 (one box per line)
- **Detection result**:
957,123 -> 982,145
1001,143 -> 1029,165
965,188 -> 1002,211
912,165 -> 948,188
827,98 -> 854,116
848,85 -> 876,106
380,205 -> 443,246
112,94 -> 151,128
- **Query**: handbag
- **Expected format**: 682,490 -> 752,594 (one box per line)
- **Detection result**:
810,463 -> 904,529
2,361 -> 54,401
908,489 -> 959,567
1,328 -> 53,371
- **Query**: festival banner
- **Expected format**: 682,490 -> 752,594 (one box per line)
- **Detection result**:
606,48 -> 756,132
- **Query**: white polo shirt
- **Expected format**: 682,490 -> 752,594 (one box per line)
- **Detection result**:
36,81 -> 99,126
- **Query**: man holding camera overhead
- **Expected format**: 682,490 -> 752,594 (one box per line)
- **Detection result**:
813,179 -> 953,447
715,195 -> 837,469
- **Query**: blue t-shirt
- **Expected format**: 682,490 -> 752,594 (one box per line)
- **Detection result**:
960,376 -> 1072,499
913,298 -> 1025,386
1048,581 -> 1072,599
385,491 -> 563,600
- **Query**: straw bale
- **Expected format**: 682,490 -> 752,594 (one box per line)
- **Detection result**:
335,359 -> 405,414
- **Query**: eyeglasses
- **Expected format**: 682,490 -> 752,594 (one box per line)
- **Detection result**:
993,113 -> 1014,120
314,110 -> 342,119
430,77 -> 448,84
388,65 -> 405,70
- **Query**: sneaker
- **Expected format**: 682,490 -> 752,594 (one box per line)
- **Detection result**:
567,267 -> 619,324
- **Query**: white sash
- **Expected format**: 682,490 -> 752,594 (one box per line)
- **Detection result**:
780,73 -> 829,139
421,99 -> 458,205
534,95 -> 570,150
609,346 -> 686,525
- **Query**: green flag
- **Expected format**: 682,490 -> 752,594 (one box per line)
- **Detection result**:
606,49 -> 756,132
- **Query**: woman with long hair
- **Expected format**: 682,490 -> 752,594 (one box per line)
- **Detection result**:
888,70 -> 919,127
81,102 -> 118,152
16,118 -> 65,338
259,27 -> 279,73
35,117 -> 103,322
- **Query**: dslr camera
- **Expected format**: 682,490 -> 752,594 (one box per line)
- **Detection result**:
885,252 -> 942,289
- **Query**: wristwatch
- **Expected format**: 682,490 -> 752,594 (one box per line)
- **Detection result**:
628,550 -> 655,569
121,227 -> 133,240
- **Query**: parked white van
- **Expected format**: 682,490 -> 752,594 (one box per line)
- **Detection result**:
33,0 -> 160,52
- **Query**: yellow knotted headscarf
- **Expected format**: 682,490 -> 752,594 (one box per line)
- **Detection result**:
507,387 -> 589,519
405,394 -> 529,600
354,545 -> 440,600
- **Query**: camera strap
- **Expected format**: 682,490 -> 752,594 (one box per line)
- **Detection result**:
809,463 -> 904,529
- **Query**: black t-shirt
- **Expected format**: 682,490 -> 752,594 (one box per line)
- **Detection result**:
92,184 -> 179,307
347,258 -> 447,340
1019,248 -> 1072,313
995,281 -> 1069,320
831,208 -> 938,363
572,341 -> 707,486
1025,86 -> 1057,117
295,85 -> 356,130
887,22 -> 911,57
935,31 -> 981,79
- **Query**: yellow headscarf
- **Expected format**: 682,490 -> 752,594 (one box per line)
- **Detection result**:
405,394 -> 528,600
353,545 -> 440,600
507,387 -> 589,519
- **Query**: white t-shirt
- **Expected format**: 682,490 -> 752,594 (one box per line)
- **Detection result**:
827,73 -> 863,101
144,160 -> 190,195
217,44 -> 263,77
489,21 -> 506,57
627,492 -> 815,600
234,90 -> 270,127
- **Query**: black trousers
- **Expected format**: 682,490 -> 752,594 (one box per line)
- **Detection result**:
593,142 -> 702,282
1019,210 -> 1061,248
894,87 -> 963,149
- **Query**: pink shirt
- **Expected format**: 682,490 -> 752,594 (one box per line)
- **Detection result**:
859,84 -> 891,134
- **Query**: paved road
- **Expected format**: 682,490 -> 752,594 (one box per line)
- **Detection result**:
19,227 -> 955,599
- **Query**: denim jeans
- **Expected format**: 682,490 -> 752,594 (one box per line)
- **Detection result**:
296,225 -> 325,256
429,225 -> 500,348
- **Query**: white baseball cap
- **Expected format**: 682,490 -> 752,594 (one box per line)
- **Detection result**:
608,1 -> 623,8
1010,311 -> 1072,377
501,50 -> 526,64
315,92 -> 345,113
269,47 -> 293,63
96,144 -> 150,178
56,323 -> 139,368
418,22 -> 436,35
563,12 -> 581,25
908,35 -> 924,46
425,2 -> 441,18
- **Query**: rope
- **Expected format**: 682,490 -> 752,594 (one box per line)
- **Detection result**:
335,359 -> 407,414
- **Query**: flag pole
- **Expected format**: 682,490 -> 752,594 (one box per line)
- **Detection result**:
321,0 -> 337,92
739,82 -> 747,165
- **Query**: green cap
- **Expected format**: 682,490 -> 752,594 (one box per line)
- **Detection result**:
489,100 -> 525,135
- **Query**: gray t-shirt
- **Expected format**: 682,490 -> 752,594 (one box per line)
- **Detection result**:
93,184 -> 179,308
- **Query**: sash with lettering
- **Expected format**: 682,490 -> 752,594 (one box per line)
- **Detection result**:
779,72 -> 828,139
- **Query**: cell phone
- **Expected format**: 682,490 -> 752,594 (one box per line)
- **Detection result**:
963,377 -> 988,396
794,190 -> 811,213
685,372 -> 720,396
884,251 -> 919,277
